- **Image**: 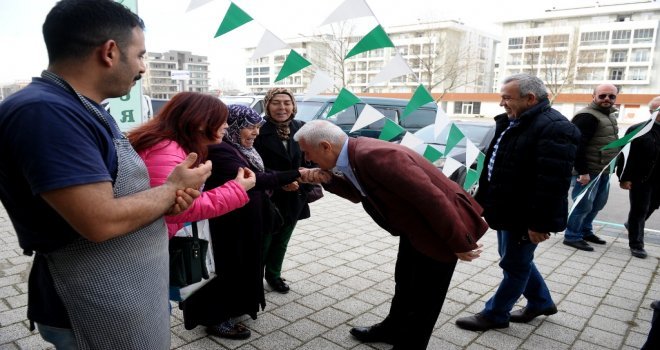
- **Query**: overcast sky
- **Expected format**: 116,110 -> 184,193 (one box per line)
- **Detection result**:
0,0 -> 605,89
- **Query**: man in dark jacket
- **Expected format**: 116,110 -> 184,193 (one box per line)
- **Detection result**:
616,96 -> 660,258
456,73 -> 580,331
563,84 -> 621,251
295,120 -> 489,350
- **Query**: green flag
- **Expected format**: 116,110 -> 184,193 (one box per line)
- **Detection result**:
379,119 -> 405,141
475,152 -> 486,175
444,123 -> 465,155
423,145 -> 443,163
215,2 -> 253,38
601,120 -> 649,150
326,88 -> 361,118
345,25 -> 395,59
274,50 -> 312,82
463,169 -> 479,191
401,85 -> 434,121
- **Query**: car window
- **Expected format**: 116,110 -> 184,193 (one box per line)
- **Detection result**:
355,104 -> 398,130
327,105 -> 356,125
221,97 -> 254,106
253,100 -> 264,115
400,108 -> 436,129
415,123 -> 492,147
295,101 -> 326,121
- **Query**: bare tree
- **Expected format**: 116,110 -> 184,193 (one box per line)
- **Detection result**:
312,21 -> 356,91
539,30 -> 581,104
413,26 -> 487,101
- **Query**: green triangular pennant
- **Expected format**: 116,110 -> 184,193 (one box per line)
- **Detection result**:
326,88 -> 361,118
274,50 -> 312,82
444,123 -> 465,155
215,2 -> 253,38
423,145 -> 443,162
379,119 -> 405,141
463,169 -> 479,191
601,120 -> 649,150
475,152 -> 486,175
401,85 -> 434,121
345,25 -> 395,59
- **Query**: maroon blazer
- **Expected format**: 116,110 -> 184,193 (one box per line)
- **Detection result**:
324,137 -> 488,263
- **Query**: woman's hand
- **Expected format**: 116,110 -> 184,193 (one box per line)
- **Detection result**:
282,181 -> 299,191
234,167 -> 256,191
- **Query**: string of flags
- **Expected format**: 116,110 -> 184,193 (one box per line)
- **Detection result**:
188,0 -> 487,190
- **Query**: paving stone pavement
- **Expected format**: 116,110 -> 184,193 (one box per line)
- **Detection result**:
0,193 -> 658,349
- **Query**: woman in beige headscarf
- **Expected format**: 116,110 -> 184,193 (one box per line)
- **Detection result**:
253,88 -> 314,293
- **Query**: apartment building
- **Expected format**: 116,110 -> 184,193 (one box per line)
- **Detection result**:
143,50 -> 211,99
243,21 -> 498,96
500,1 -> 660,95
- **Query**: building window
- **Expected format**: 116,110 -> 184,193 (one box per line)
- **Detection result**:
611,30 -> 631,44
525,36 -> 541,49
578,50 -> 606,63
507,53 -> 522,65
396,46 -> 408,56
259,77 -> 270,85
610,50 -> 627,63
629,68 -> 648,80
454,102 -> 481,114
508,37 -> 523,49
245,68 -> 252,75
633,28 -> 654,43
259,67 -> 269,75
580,31 -> 609,46
609,67 -> 625,80
631,48 -> 650,62
523,52 -> 538,65
544,34 -> 569,47
577,67 -> 605,80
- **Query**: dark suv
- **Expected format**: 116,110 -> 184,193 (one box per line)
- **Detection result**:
295,95 -> 437,138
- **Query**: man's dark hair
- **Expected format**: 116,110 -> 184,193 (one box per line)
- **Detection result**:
43,0 -> 145,63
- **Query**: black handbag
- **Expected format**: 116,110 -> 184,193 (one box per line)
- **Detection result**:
306,184 -> 324,203
169,222 -> 210,287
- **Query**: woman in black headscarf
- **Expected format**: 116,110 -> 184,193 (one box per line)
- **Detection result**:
179,104 -> 303,339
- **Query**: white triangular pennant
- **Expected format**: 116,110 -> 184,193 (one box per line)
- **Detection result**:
251,30 -> 289,60
465,139 -> 479,167
351,104 -> 386,133
442,157 -> 463,178
303,70 -> 335,101
618,143 -> 631,178
186,0 -> 214,12
400,132 -> 425,154
321,0 -> 374,26
368,54 -> 413,87
433,104 -> 451,139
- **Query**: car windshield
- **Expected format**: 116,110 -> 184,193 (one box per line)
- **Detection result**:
220,96 -> 255,106
296,101 -> 327,121
415,123 -> 492,147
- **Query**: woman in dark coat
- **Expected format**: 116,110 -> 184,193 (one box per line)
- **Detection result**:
253,88 -> 315,294
179,104 -> 301,339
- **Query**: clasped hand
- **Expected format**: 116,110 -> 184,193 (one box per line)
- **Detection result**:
298,168 -> 332,184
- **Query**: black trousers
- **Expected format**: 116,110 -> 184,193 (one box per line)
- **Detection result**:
384,234 -> 457,350
627,182 -> 660,249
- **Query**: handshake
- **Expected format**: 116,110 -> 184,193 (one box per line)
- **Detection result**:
298,168 -> 333,184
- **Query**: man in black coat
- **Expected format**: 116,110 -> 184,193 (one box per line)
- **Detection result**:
456,73 -> 580,331
616,96 -> 660,259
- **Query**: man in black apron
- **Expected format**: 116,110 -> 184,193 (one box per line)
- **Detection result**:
0,1 -> 211,348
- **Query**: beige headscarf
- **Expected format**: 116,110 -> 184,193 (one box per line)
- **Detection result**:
264,87 -> 297,140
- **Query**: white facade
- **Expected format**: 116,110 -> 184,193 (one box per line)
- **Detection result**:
143,50 -> 211,99
244,21 -> 499,95
499,1 -> 660,94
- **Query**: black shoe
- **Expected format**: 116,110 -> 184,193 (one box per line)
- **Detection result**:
631,248 -> 648,259
583,234 -> 606,244
510,305 -> 558,323
207,322 -> 251,340
455,313 -> 508,331
563,240 -> 594,251
266,277 -> 290,293
349,322 -> 394,344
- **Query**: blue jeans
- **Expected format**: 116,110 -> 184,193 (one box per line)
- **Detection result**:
481,230 -> 554,323
36,323 -> 78,350
564,174 -> 610,242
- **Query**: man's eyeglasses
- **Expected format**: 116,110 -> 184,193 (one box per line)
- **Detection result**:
598,94 -> 617,100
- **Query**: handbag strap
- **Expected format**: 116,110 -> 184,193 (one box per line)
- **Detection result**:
191,222 -> 199,240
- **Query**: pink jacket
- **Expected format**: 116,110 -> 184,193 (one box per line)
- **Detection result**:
138,140 -> 249,238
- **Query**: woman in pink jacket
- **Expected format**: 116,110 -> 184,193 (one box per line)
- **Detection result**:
128,92 -> 255,238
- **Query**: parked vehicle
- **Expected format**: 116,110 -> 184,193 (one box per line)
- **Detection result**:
220,95 -> 265,115
295,95 -> 437,138
413,121 -> 496,195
